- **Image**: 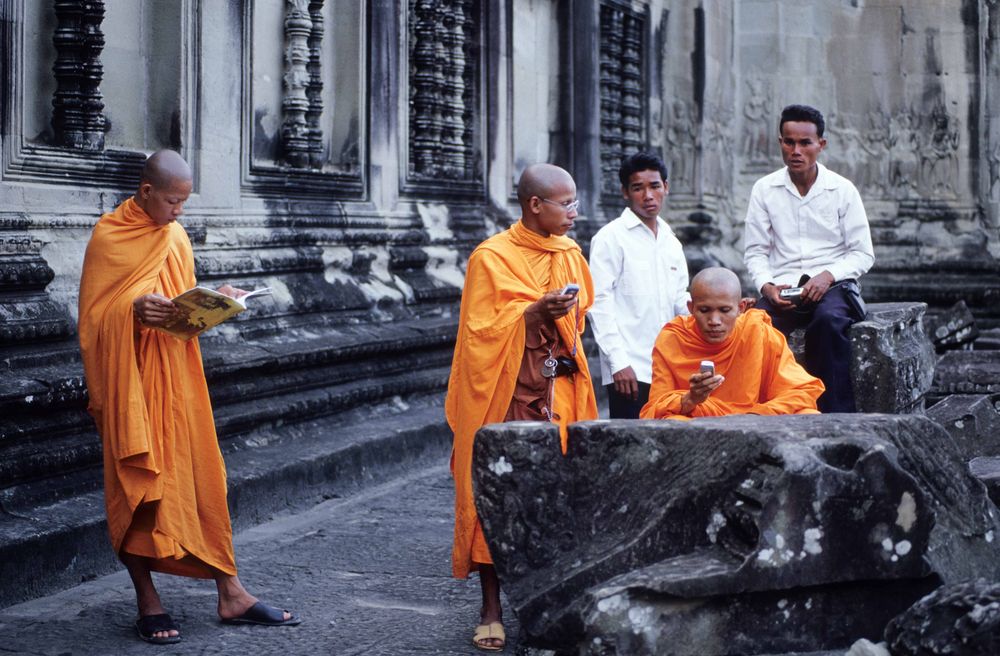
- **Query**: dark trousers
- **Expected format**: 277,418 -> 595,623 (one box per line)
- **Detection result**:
755,285 -> 862,413
606,381 -> 651,419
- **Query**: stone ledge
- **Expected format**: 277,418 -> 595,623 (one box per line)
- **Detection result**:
0,393 -> 450,609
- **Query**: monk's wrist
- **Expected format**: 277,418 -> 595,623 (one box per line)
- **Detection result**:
680,393 -> 697,416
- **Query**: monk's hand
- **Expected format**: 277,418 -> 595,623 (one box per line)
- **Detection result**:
133,294 -> 177,327
680,370 -> 725,415
800,271 -> 834,304
216,284 -> 250,300
761,283 -> 795,311
612,366 -> 639,401
535,290 -> 577,320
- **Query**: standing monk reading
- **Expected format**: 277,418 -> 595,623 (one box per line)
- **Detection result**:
447,163 -> 598,651
640,267 -> 824,419
78,150 -> 300,645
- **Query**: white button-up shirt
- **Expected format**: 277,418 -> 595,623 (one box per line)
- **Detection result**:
744,163 -> 875,292
588,208 -> 690,385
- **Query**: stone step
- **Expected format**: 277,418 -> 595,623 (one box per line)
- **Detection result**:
0,392 -> 452,609
0,316 -> 457,507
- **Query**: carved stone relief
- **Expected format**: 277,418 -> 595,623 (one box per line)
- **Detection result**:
50,0 -> 106,150
702,102 -> 734,199
663,99 -> 697,193
740,75 -> 771,166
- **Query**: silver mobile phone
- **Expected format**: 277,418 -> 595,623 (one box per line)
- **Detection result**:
700,360 -> 715,377
559,283 -> 580,297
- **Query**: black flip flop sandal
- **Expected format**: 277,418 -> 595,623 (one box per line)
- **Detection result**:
135,613 -> 182,645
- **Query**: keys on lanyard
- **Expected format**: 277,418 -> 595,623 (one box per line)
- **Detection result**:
541,356 -> 558,379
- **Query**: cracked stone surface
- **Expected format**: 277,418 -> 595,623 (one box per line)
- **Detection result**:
0,466 -> 520,656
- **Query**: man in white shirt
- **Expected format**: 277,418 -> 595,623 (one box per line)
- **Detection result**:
744,104 -> 875,412
589,152 -> 690,418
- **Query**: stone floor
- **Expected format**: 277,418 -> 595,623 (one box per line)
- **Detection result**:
0,465 -> 519,656
0,462 -> 853,656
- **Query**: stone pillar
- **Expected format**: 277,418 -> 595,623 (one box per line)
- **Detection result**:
50,0 -> 106,150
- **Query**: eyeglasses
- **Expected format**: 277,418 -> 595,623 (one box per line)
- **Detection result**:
538,197 -> 580,213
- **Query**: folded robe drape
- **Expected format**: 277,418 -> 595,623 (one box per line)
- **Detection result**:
640,309 -> 825,419
78,197 -> 236,578
446,220 -> 598,579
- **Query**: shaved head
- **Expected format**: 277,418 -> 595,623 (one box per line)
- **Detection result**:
135,150 -> 193,226
516,163 -> 573,207
516,163 -> 579,238
687,268 -> 743,344
690,267 -> 742,304
140,149 -> 192,190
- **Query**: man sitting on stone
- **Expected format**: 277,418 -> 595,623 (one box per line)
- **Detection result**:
744,104 -> 874,412
640,267 -> 824,419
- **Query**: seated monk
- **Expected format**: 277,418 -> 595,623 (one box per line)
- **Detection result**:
640,267 -> 824,419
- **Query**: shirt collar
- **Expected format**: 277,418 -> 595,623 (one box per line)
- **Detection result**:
779,162 -> 834,198
620,207 -> 670,233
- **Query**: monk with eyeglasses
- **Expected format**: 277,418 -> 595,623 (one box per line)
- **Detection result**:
446,163 -> 598,651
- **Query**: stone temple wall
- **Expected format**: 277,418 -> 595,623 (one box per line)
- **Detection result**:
1,1 -> 998,516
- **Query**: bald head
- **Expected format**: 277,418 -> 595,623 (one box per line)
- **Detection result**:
690,267 -> 742,304
516,163 -> 579,238
135,150 -> 193,226
687,268 -> 743,344
516,163 -> 573,207
140,149 -> 192,191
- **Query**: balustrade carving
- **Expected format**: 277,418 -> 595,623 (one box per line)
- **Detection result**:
599,2 -> 645,198
50,0 -> 107,150
281,0 -> 314,168
408,0 -> 479,183
306,1 -> 325,168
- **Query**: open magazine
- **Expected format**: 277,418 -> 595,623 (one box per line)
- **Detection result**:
154,286 -> 272,340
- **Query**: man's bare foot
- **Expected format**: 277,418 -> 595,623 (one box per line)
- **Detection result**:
476,565 -> 504,650
215,574 -> 294,623
121,553 -> 179,641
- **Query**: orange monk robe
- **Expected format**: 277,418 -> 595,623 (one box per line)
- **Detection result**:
640,309 -> 825,419
446,220 -> 598,579
78,197 -> 236,579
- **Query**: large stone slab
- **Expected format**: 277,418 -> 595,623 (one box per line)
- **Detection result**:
473,416 -> 1000,654
850,302 -> 937,413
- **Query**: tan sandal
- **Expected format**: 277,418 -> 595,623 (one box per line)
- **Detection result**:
472,621 -> 506,651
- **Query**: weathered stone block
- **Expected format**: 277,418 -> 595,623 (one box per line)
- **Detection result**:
932,351 -> 1000,398
785,302 -> 935,414
850,302 -> 937,413
885,579 -> 1000,656
923,300 -> 979,351
473,415 -> 1000,654
926,394 -> 1000,460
